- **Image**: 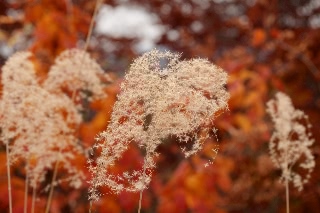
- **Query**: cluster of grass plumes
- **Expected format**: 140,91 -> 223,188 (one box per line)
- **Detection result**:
0,49 -> 109,213
88,49 -> 230,203
0,47 -> 316,213
1,51 -> 82,187
267,92 -> 315,213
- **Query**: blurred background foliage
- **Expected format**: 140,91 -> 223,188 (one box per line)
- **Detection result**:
0,0 -> 319,212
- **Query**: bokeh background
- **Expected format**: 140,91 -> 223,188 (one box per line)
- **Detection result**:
1,0 -> 320,212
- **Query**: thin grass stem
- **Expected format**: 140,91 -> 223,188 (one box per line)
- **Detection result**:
84,0 -> 102,51
31,184 -> 36,213
138,158 -> 147,213
24,162 -> 29,213
286,175 -> 290,213
6,143 -> 13,213
45,158 -> 60,213
89,200 -> 92,213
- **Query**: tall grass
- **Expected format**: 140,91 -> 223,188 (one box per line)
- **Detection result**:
267,92 -> 315,213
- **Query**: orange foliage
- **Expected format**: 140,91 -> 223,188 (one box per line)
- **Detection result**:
0,0 -> 320,212
251,29 -> 266,47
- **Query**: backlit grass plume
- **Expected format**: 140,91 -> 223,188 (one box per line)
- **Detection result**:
44,49 -> 110,109
0,51 -> 83,213
267,92 -> 315,213
0,49 -> 110,213
88,49 -> 229,205
0,51 -> 83,188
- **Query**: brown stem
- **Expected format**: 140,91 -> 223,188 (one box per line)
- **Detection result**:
138,159 -> 147,213
284,138 -> 290,213
24,162 -> 29,213
45,159 -> 60,213
285,174 -> 290,213
31,184 -> 36,213
6,143 -> 13,213
84,0 -> 102,51
89,200 -> 93,213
